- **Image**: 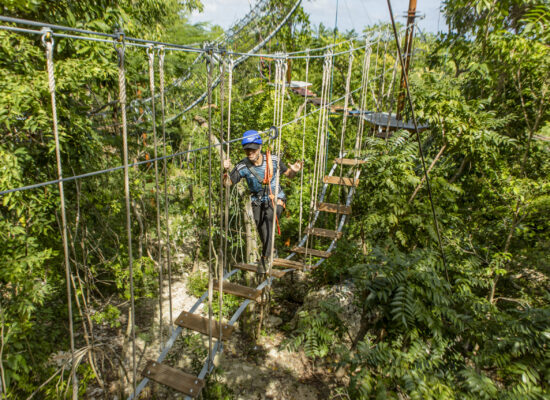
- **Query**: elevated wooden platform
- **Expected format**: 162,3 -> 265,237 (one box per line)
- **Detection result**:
234,263 -> 287,278
334,158 -> 367,166
305,227 -> 343,239
142,360 -> 204,397
175,311 -> 233,340
318,202 -> 352,215
291,246 -> 332,258
213,280 -> 262,302
323,175 -> 359,187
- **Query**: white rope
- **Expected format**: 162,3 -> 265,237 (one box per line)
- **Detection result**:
267,54 -> 287,276
339,49 -> 354,159
158,46 -> 174,333
115,34 -> 137,395
43,30 -> 78,400
335,49 -> 355,228
355,41 -> 372,154
147,45 -> 164,350
306,50 -> 333,264
298,51 -> 310,240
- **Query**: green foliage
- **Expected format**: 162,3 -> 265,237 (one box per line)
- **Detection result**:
91,304 -> 121,328
286,298 -> 346,359
0,0 -> 548,398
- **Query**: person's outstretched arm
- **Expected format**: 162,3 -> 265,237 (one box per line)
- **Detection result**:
283,161 -> 304,179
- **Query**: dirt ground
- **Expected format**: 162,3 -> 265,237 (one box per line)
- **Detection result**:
87,267 -> 348,400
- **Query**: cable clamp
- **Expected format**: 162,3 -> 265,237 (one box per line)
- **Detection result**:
113,29 -> 125,51
40,27 -> 53,47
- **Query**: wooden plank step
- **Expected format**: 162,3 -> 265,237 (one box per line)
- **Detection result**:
213,280 -> 262,301
334,158 -> 367,166
318,202 -> 352,215
305,227 -> 343,239
291,246 -> 332,258
175,311 -> 234,340
272,258 -> 311,270
323,175 -> 359,187
142,360 -> 204,397
233,263 -> 287,278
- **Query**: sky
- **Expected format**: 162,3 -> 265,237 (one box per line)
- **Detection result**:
189,0 -> 446,34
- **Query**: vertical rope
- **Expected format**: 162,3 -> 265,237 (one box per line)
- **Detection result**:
224,56 -> 234,273
218,53 -> 226,344
42,30 -> 78,400
336,50 -> 354,229
377,29 -> 390,116
355,41 -> 372,155
206,47 -> 215,370
147,45 -> 164,349
383,54 -> 400,137
115,33 -> 137,394
298,51 -> 310,240
158,46 -> 173,332
268,57 -> 286,273
306,51 -> 332,265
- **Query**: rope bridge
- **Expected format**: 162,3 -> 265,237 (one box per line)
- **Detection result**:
0,1 -> 437,398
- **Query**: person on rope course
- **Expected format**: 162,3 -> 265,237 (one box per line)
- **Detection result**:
223,130 -> 303,272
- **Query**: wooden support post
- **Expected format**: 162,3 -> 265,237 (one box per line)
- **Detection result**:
396,0 -> 418,119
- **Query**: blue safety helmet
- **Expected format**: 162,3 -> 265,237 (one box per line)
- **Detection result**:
241,130 -> 262,150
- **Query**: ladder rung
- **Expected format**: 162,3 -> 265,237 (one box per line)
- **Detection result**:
213,280 -> 262,301
334,158 -> 367,166
272,258 -> 311,270
323,175 -> 359,187
175,311 -> 234,340
233,263 -> 287,278
291,246 -> 332,258
305,227 -> 343,239
142,360 -> 204,397
318,202 -> 352,215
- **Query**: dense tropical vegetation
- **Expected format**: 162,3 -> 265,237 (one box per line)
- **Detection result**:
0,0 -> 548,398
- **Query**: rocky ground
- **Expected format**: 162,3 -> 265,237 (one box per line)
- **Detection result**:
87,265 -> 355,400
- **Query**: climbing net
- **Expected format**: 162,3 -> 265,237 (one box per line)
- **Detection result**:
0,1 -> 431,399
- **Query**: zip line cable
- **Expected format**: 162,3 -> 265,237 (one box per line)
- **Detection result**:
386,0 -> 449,281
42,30 -> 78,400
0,13 -> 400,61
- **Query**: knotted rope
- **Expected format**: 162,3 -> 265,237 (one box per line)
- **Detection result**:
147,45 -> 165,348
43,29 -> 78,400
115,32 -> 137,395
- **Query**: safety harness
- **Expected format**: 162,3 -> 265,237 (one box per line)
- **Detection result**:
243,150 -> 281,235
